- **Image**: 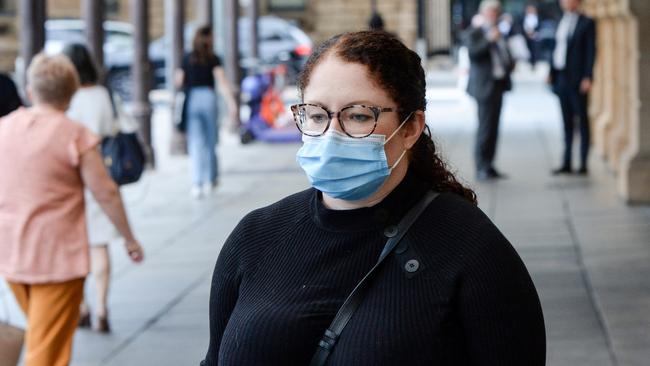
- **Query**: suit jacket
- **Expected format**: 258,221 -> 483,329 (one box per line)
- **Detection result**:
463,26 -> 514,101
550,13 -> 596,91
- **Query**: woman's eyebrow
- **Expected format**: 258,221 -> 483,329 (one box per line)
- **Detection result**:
302,100 -> 383,109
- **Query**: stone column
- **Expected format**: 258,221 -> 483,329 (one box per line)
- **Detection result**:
592,16 -> 615,158
587,1 -> 605,124
249,0 -> 259,60
224,0 -> 241,128
166,0 -> 185,92
619,0 -> 650,203
427,0 -> 451,53
19,0 -> 46,72
130,0 -> 154,166
82,0 -> 105,78
166,0 -> 187,155
607,15 -> 630,171
196,0 -> 213,27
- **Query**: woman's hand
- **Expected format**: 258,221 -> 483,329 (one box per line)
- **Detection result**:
125,238 -> 144,263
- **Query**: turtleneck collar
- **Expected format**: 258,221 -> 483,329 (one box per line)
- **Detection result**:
310,169 -> 430,232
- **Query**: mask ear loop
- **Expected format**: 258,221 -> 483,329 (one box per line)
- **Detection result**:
384,111 -> 414,145
389,150 -> 408,171
385,111 -> 414,171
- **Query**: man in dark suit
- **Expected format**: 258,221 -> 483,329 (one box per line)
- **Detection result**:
549,0 -> 596,175
464,0 -> 514,181
522,4 -> 541,67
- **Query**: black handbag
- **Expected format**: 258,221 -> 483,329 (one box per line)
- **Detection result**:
102,89 -> 146,185
101,132 -> 145,185
174,89 -> 189,133
309,190 -> 440,366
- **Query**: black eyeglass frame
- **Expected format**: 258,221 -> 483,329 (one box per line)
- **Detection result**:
290,103 -> 398,138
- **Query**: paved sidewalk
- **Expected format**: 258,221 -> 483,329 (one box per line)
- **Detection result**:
1,65 -> 649,365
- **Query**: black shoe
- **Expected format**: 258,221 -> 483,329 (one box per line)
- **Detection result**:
552,166 -> 572,175
78,311 -> 91,328
487,167 -> 507,179
576,167 -> 588,175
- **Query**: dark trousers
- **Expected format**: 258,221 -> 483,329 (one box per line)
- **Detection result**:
474,80 -> 507,173
555,71 -> 590,169
525,37 -> 537,66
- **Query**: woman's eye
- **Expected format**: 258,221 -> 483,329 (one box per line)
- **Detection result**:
309,114 -> 328,124
349,113 -> 372,123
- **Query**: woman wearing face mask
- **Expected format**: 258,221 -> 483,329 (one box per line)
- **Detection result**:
201,31 -> 545,366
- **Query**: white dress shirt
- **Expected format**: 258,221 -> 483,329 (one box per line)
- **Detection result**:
524,14 -> 539,35
482,26 -> 511,80
553,12 -> 579,70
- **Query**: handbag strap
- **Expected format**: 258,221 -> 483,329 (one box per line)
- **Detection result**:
309,190 -> 440,366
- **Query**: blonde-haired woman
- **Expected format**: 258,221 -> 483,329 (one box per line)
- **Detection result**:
0,54 -> 144,366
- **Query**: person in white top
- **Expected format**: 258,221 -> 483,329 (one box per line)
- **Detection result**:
63,43 -> 120,333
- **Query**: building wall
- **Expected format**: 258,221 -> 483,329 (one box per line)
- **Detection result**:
263,0 -> 422,50
0,0 -> 196,73
584,0 -> 650,203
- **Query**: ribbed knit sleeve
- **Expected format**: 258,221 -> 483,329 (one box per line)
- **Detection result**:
201,190 -> 314,366
458,225 -> 546,365
200,215 -> 247,366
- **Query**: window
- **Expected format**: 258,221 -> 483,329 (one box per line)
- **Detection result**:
269,0 -> 306,12
0,0 -> 16,15
106,0 -> 120,17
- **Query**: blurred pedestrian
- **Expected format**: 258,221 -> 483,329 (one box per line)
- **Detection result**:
522,4 -> 541,67
549,0 -> 596,175
368,12 -> 385,31
200,31 -> 545,366
175,26 -> 238,199
498,13 -> 515,38
63,43 -> 120,333
463,0 -> 514,181
0,53 -> 144,366
0,73 -> 23,117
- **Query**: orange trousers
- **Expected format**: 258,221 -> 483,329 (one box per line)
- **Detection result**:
8,278 -> 84,366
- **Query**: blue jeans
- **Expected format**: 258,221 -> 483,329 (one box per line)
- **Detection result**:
187,87 -> 219,185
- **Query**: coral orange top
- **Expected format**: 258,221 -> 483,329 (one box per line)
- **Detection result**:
0,107 -> 100,283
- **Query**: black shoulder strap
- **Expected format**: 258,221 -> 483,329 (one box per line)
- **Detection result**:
309,190 -> 440,366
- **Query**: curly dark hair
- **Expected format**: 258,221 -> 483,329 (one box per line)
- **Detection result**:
297,31 -> 477,204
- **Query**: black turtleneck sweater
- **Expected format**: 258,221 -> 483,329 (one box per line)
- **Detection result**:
201,172 -> 546,365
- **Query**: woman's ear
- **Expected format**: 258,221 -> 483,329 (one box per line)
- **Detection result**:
403,110 -> 425,149
26,85 -> 33,104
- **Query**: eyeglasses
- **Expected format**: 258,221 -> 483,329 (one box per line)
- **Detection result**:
290,103 -> 397,138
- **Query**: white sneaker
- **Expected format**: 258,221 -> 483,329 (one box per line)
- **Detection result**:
202,183 -> 215,196
191,185 -> 203,199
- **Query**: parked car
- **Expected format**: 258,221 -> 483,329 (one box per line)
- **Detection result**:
149,15 -> 313,85
43,19 -> 152,101
42,16 -> 311,101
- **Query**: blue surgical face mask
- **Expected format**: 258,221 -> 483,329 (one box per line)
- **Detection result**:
296,114 -> 411,201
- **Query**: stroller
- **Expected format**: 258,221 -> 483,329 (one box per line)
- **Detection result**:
239,64 -> 301,144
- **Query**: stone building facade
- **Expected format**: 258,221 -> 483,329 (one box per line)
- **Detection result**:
583,0 -> 650,203
0,0 -> 452,72
0,0 -> 195,72
260,0 -> 452,53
